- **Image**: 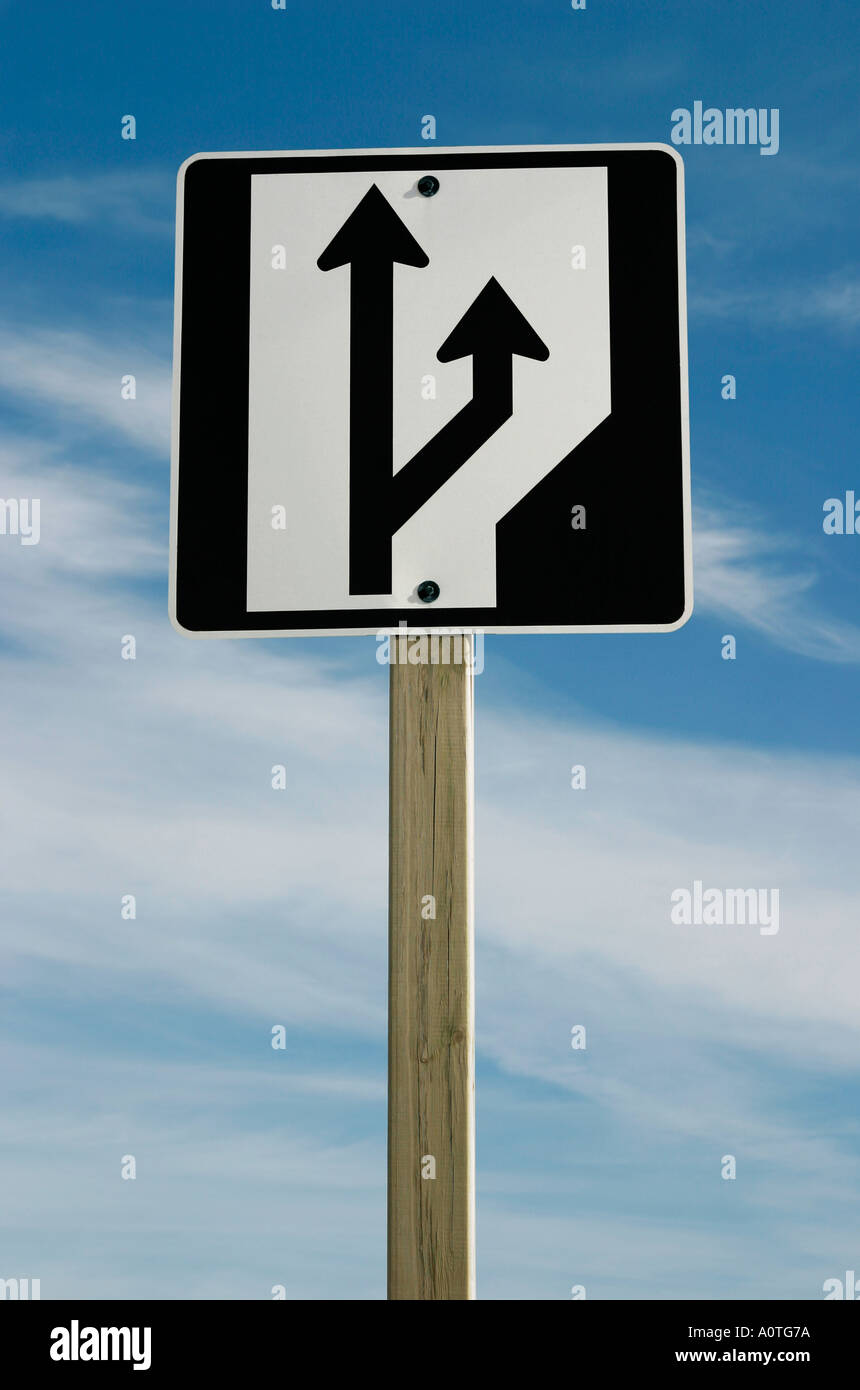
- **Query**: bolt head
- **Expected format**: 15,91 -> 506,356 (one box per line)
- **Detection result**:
417,580 -> 441,603
417,175 -> 440,198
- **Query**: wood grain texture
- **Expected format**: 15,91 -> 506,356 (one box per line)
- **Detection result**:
388,634 -> 475,1300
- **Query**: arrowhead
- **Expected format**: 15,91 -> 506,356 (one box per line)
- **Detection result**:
437,277 -> 549,363
317,184 -> 430,271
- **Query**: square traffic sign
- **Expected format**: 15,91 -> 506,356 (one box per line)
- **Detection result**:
170,144 -> 691,637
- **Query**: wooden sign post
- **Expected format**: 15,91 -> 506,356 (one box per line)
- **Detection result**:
387,634 -> 476,1300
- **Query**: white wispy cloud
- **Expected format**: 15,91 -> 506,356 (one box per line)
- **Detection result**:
0,437 -> 163,578
693,499 -> 860,662
0,170 -> 173,236
0,325 -> 171,453
689,271 -> 860,330
0,1042 -> 386,1298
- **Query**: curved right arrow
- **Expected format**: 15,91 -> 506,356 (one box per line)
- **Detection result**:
391,276 -> 549,534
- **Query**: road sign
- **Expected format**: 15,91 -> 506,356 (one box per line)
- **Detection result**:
169,142 -> 693,1301
170,144 -> 691,638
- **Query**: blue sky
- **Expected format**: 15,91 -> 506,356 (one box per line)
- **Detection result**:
1,0 -> 859,1299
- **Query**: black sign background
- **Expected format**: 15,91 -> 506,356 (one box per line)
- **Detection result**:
172,147 -> 689,635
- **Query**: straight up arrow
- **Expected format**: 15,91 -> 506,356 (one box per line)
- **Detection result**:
318,184 -> 429,595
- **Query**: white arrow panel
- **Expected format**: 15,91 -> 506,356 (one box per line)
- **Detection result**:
246,166 -> 610,612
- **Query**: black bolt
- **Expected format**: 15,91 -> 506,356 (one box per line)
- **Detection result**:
417,175 -> 440,197
417,580 -> 441,603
